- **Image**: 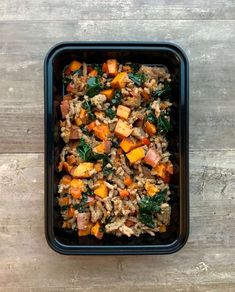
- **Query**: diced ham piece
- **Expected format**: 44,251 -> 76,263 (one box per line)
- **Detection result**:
77,213 -> 90,230
144,148 -> 161,168
60,100 -> 70,118
69,125 -> 82,140
104,141 -> 111,153
63,94 -> 72,101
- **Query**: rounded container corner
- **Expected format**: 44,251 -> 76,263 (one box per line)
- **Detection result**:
164,41 -> 189,68
44,227 -> 68,255
44,41 -> 69,68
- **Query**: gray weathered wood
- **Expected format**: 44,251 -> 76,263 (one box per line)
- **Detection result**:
0,152 -> 234,290
0,20 -> 235,152
0,0 -> 235,21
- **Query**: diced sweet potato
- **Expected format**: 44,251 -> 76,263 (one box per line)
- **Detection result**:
66,155 -> 77,166
144,181 -> 160,196
159,224 -> 167,233
106,59 -> 118,76
73,163 -> 94,178
87,121 -> 96,132
116,105 -> 131,120
151,163 -> 166,179
88,69 -> 98,77
80,108 -> 88,124
67,206 -> 75,218
78,223 -> 93,236
93,124 -> 111,141
120,137 -> 137,153
93,141 -> 111,154
102,62 -> 108,73
110,72 -> 127,89
114,119 -> 132,139
60,100 -> 70,118
119,189 -> 129,199
59,175 -> 72,185
165,161 -> 173,174
70,187 -> 82,199
75,118 -> 83,126
144,121 -> 157,136
91,221 -> 103,239
94,180 -> 108,198
141,137 -> 151,146
124,176 -> 133,186
69,60 -> 82,71
126,147 -> 145,164
100,89 -> 114,100
144,148 -> 161,168
70,178 -> 84,189
94,163 -> 102,172
58,197 -> 70,206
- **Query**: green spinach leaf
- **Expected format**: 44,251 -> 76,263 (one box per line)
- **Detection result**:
77,138 -> 110,166
157,114 -> 171,133
81,100 -> 95,120
111,90 -> 122,106
128,73 -> 146,86
138,191 -> 166,228
86,77 -> 101,97
152,83 -> 171,99
105,108 -> 116,119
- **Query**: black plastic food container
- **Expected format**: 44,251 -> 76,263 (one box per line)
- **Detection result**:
44,42 -> 189,255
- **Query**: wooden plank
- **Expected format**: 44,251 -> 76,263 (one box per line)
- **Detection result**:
0,0 -> 234,21
0,152 -> 234,290
0,20 -> 235,152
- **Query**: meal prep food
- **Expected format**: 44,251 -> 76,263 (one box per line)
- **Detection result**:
57,59 -> 174,239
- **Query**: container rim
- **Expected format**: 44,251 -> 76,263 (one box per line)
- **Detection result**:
44,41 -> 189,255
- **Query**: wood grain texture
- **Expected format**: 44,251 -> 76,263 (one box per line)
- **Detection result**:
0,20 -> 235,152
0,152 -> 234,290
0,0 -> 235,20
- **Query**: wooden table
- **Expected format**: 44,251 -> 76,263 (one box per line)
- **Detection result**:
0,1 -> 235,291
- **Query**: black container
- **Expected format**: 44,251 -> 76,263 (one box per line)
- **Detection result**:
44,42 -> 189,255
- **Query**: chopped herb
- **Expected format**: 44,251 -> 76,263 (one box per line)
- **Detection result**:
62,66 -> 72,84
99,226 -> 105,233
129,63 -> 140,74
105,108 -> 116,119
111,90 -> 122,106
138,191 -> 166,228
146,110 -> 171,133
139,213 -> 155,228
77,138 -> 110,166
61,205 -> 69,211
94,64 -> 103,76
83,185 -> 94,196
80,125 -> 92,136
111,140 -> 119,148
152,83 -> 171,99
157,114 -> 171,133
81,100 -> 95,120
128,73 -> 146,86
76,193 -> 88,213
86,77 -> 101,97
72,69 -> 82,76
103,164 -> 113,177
